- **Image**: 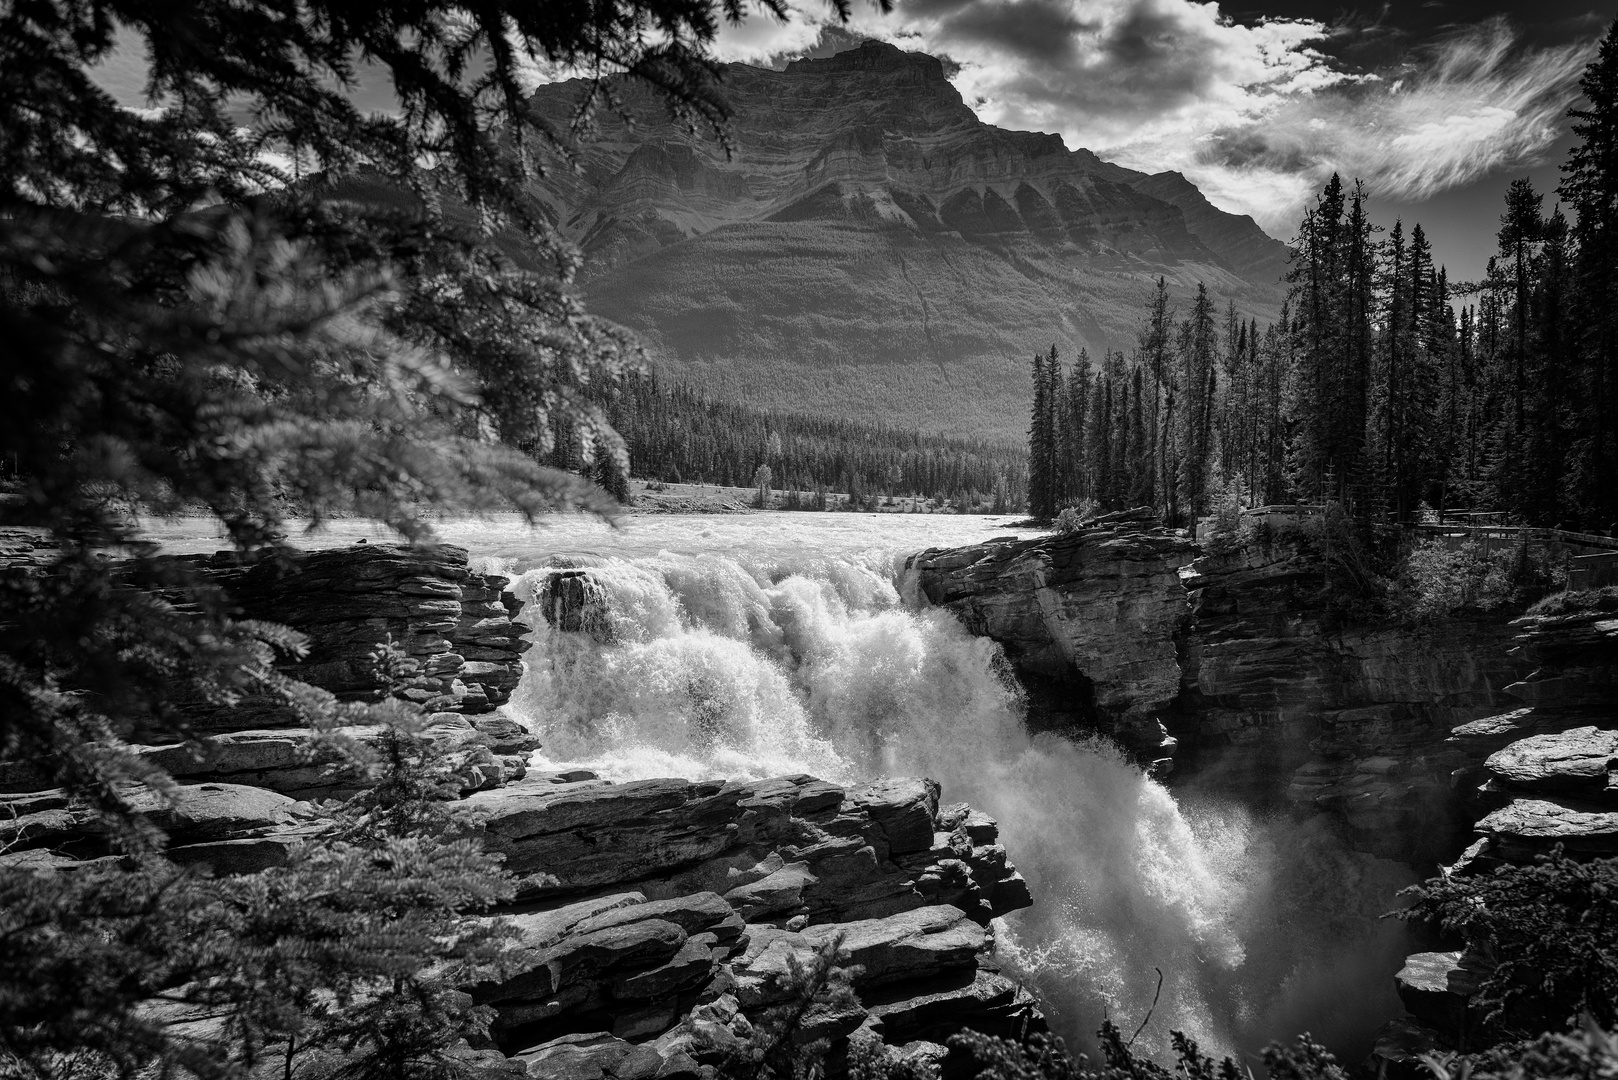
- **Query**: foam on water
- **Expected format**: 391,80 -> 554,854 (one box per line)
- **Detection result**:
135,511 -> 1410,1058
502,526 -> 1414,1062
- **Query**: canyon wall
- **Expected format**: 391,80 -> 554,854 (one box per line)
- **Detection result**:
1178,540 -> 1522,859
1379,598 -> 1618,1064
0,541 -> 1041,1077
911,515 -> 1525,860
906,507 -> 1196,769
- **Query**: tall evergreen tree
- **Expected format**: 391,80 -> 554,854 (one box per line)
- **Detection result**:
1177,284 -> 1219,521
1139,277 -> 1174,516
1560,15 -> 1618,529
1026,346 -> 1062,518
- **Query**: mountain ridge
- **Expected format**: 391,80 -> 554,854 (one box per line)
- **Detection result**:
526,40 -> 1293,440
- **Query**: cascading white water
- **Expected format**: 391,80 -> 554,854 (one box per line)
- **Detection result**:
503,540 -> 1414,1064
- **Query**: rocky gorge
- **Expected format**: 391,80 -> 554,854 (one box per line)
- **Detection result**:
907,509 -> 1618,1064
6,513 -> 1615,1073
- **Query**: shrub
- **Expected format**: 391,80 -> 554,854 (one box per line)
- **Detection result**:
1202,478 -> 1249,557
1054,501 -> 1100,534
1424,1021 -> 1618,1080
1527,585 -> 1618,617
1396,849 -> 1618,1039
1395,538 -> 1567,623
943,1022 -> 1347,1080
1397,540 -> 1515,621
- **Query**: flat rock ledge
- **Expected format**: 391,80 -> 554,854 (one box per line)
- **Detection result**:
1441,605 -> 1618,872
2,769 -> 1040,1077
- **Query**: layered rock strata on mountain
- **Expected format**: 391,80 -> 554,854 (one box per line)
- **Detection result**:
1178,538 -> 1520,857
903,508 -> 1197,764
184,544 -> 528,722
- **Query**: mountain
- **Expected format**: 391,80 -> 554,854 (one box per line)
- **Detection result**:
527,40 -> 1293,441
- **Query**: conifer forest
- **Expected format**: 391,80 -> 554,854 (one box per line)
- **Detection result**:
1026,66 -> 1618,532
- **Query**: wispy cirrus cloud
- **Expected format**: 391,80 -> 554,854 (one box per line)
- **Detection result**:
722,1 -> 1600,235
1163,16 -> 1597,232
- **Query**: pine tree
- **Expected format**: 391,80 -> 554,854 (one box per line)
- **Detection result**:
1065,352 -> 1093,507
1494,177 -> 1546,517
1177,284 -> 1219,521
1139,278 -> 1174,515
1027,349 -> 1056,518
1560,15 -> 1618,529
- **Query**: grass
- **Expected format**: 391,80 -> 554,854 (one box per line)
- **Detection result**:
1526,585 -> 1618,617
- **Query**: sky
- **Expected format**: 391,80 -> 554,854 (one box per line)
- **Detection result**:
85,1 -> 1616,283
712,0 -> 1617,283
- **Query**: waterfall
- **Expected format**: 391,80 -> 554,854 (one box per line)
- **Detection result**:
504,546 -> 1413,1062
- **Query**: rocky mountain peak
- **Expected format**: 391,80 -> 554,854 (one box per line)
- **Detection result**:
785,37 -> 951,82
522,41 -> 1293,441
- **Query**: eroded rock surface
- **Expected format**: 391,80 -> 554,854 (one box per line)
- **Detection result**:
1179,538 -> 1520,857
905,507 -> 1195,762
1,538 -> 1043,1077
1445,604 -> 1618,868
185,544 -> 529,722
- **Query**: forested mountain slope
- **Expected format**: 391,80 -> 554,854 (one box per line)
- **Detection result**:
526,40 -> 1291,440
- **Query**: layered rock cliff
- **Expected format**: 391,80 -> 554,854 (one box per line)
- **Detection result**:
1178,540 -> 1522,859
0,541 -> 1042,1077
509,39 -> 1290,441
909,518 -> 1529,860
905,508 -> 1197,766
1377,596 -> 1618,1065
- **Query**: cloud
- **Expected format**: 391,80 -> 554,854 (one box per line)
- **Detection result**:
1168,16 -> 1597,232
844,0 -> 1350,153
794,1 -> 1597,234
712,0 -> 837,62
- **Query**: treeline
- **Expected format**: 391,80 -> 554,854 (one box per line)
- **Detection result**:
548,373 -> 1027,509
1029,36 -> 1618,532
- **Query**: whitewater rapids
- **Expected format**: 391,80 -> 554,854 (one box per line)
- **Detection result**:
474,517 -> 1414,1063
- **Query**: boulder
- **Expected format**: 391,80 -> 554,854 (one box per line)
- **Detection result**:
1394,950 -> 1489,1040
864,968 -> 1044,1045
1476,795 -> 1618,860
1486,726 -> 1618,798
730,906 -> 989,1008
512,1033 -> 665,1080
0,782 -> 313,855
131,717 -> 532,800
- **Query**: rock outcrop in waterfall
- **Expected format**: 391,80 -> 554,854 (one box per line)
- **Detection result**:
509,39 -> 1291,441
909,514 -> 1535,861
904,508 -> 1196,766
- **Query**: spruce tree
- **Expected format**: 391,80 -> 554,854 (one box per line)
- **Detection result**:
1560,15 -> 1618,529
1027,349 -> 1054,518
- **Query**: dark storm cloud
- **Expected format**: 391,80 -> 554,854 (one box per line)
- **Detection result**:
919,0 -> 1097,66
